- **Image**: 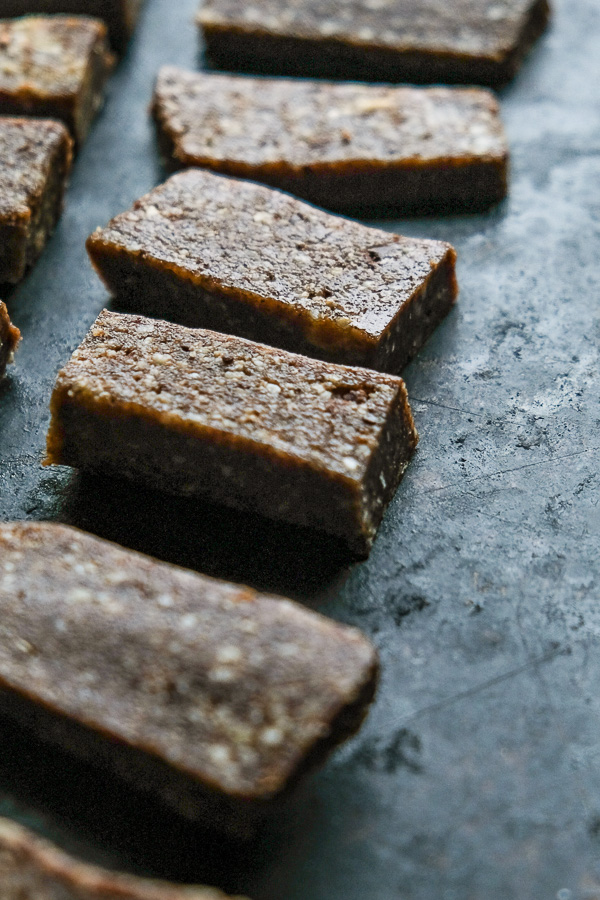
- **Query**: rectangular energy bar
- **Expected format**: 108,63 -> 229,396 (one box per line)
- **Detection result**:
45,310 -> 419,554
0,118 -> 73,283
86,169 -> 458,373
0,522 -> 379,835
152,69 -> 508,216
0,16 -> 114,145
198,0 -> 551,87
0,0 -> 145,51
0,817 -> 245,899
0,302 -> 20,377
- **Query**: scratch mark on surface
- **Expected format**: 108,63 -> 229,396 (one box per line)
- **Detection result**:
396,645 -> 569,727
417,446 -> 600,497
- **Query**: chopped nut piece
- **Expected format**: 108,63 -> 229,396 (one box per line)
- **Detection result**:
153,68 -> 508,214
0,16 -> 115,145
86,169 -> 458,373
0,0 -> 145,51
0,301 -> 20,377
0,816 -> 246,898
199,0 -> 551,86
0,522 -> 379,833
0,118 -> 72,284
45,310 -> 419,554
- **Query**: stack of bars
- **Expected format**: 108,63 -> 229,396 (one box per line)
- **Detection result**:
0,0 -> 553,895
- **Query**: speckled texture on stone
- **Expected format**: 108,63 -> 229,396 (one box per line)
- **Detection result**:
45,310 -> 418,553
0,118 -> 73,283
152,69 -> 508,214
0,0 -> 599,896
0,817 -> 246,899
0,16 -> 114,144
0,522 -> 378,821
198,0 -> 551,85
86,169 -> 458,371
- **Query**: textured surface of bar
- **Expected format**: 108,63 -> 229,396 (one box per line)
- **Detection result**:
0,0 -> 145,50
198,0 -> 551,86
153,68 -> 508,215
46,310 -> 418,553
0,817 -> 245,899
0,302 -> 20,378
0,118 -> 73,284
0,16 -> 114,144
86,169 -> 458,373
0,522 -> 379,832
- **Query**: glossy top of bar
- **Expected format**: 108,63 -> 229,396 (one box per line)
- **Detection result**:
87,169 -> 453,341
50,309 -> 413,482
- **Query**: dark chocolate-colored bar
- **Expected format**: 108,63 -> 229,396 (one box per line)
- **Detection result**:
198,0 -> 551,87
0,0 -> 143,50
0,301 -> 20,376
45,310 -> 419,554
0,16 -> 114,145
0,118 -> 73,284
86,169 -> 458,373
0,817 -> 246,899
0,522 -> 379,834
152,68 -> 509,215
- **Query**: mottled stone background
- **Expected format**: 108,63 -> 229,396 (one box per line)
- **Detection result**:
0,0 -> 598,897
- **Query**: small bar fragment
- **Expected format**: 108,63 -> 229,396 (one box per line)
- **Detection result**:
86,169 -> 458,373
152,69 -> 509,215
0,522 -> 379,834
0,16 -> 114,145
0,118 -> 73,284
45,310 -> 419,554
198,0 -> 551,87
0,302 -> 20,378
0,818 -> 246,900
0,0 -> 145,51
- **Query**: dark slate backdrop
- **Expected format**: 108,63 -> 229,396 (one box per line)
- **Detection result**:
0,0 -> 599,897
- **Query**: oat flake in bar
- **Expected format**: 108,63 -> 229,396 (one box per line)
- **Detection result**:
86,169 -> 458,373
0,118 -> 73,284
0,522 -> 379,834
0,302 -> 20,377
0,0 -> 145,51
198,0 -> 551,87
152,68 -> 508,215
45,310 -> 419,554
0,817 -> 247,900
0,16 -> 114,145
